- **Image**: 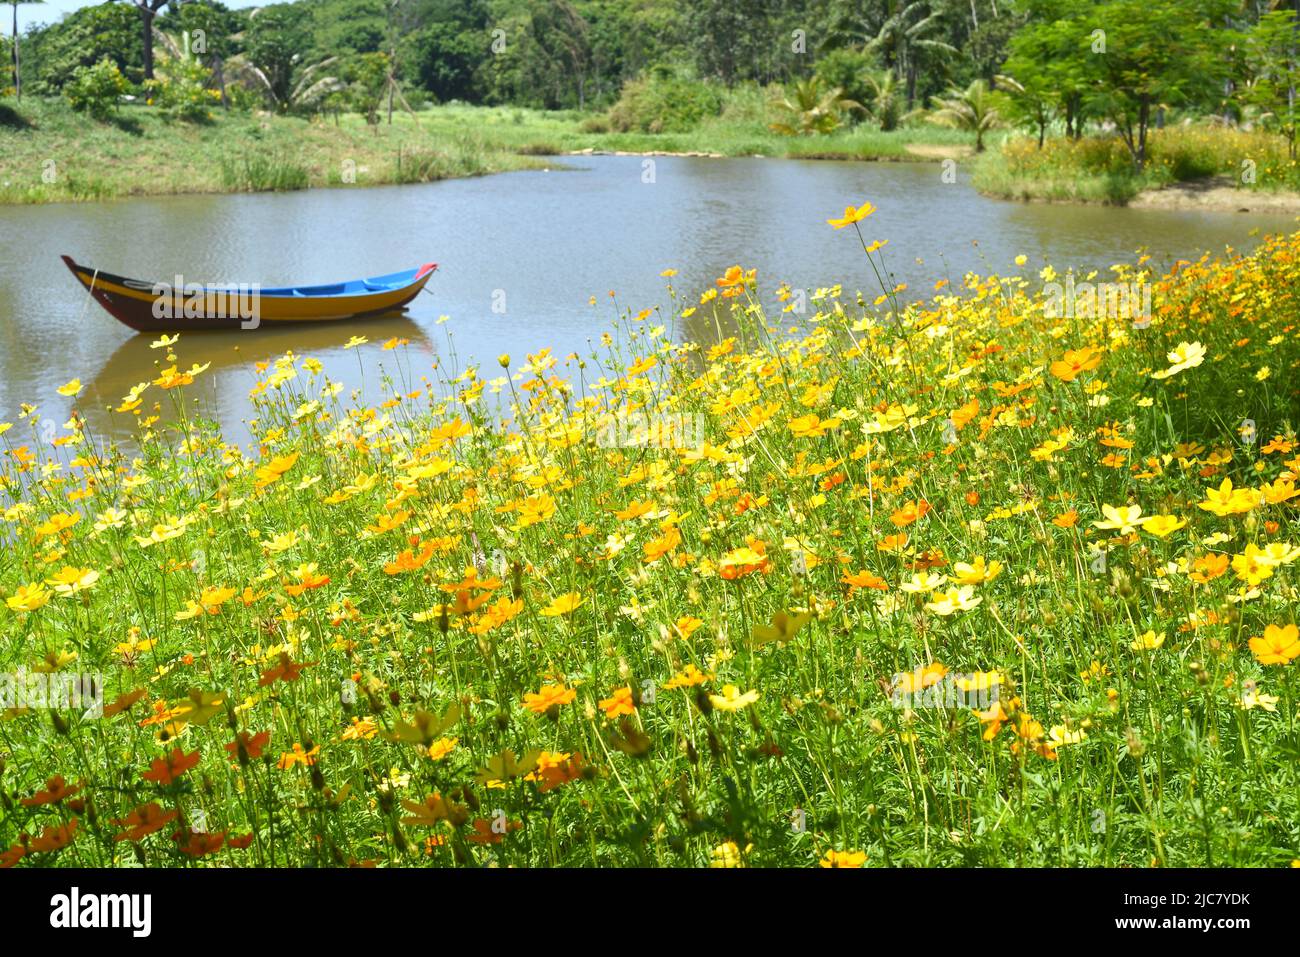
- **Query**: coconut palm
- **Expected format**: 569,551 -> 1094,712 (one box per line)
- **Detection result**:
838,0 -> 957,108
226,53 -> 344,114
928,78 -> 1003,152
865,69 -> 902,131
770,76 -> 863,136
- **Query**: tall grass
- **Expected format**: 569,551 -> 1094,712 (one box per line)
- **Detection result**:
218,153 -> 310,192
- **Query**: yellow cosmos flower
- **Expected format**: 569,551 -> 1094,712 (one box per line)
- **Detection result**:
6,582 -> 52,613
1140,514 -> 1186,538
539,592 -> 585,617
826,201 -> 875,229
1249,624 -> 1300,665
820,849 -> 867,867
1130,630 -> 1165,651
708,684 -> 759,712
1094,504 -> 1144,535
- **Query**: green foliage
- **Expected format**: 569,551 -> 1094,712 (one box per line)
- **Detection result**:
26,2 -> 143,92
243,5 -> 312,109
1241,9 -> 1300,159
146,40 -> 220,123
344,51 -> 390,125
606,68 -> 724,133
412,21 -> 486,103
813,47 -> 878,117
63,58 -> 130,121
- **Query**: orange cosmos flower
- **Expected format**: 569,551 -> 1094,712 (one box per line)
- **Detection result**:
142,748 -> 202,786
718,544 -> 770,580
259,652 -> 314,686
30,819 -> 79,853
522,683 -> 577,714
111,802 -> 178,842
826,201 -> 876,229
1049,346 -> 1102,383
841,569 -> 888,595
1189,553 -> 1229,584
877,533 -> 909,553
284,562 -> 330,596
1051,509 -> 1080,528
599,686 -> 637,719
890,500 -> 931,527
21,775 -> 82,807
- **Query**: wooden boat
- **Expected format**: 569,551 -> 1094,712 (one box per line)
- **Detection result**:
62,255 -> 437,332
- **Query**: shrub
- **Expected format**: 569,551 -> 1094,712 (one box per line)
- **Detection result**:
63,58 -> 130,121
606,68 -> 723,133
146,53 -> 220,123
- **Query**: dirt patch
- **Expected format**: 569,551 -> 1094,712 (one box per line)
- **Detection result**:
1130,175 -> 1300,213
905,144 -> 975,161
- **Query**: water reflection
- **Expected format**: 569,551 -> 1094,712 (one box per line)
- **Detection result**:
80,313 -> 432,447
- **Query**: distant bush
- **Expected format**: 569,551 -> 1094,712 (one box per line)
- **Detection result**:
606,68 -> 723,133
146,53 -> 220,123
64,58 -> 130,121
814,48 -> 878,118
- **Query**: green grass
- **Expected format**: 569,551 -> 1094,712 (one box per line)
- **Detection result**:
0,99 -> 546,204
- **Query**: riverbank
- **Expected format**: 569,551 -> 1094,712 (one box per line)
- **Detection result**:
0,99 -> 974,205
972,126 -> 1300,208
0,100 -> 550,205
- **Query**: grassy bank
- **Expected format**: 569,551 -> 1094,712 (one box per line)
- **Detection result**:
3,213 -> 1300,867
0,98 -> 972,205
0,100 -> 549,205
973,125 -> 1300,205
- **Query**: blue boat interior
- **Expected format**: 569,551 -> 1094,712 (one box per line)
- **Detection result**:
258,266 -> 425,298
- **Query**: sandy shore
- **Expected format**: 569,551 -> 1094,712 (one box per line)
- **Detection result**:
1130,175 -> 1300,213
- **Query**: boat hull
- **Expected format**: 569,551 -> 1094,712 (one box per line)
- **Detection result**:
62,256 -> 437,332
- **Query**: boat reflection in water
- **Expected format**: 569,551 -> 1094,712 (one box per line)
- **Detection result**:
80,313 -> 437,449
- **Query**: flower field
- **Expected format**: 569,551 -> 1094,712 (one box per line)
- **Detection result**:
3,210 -> 1300,868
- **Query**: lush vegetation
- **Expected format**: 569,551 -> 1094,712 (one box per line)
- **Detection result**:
3,206 -> 1300,867
5,1 -> 1299,205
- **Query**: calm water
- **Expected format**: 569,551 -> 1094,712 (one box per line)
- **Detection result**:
1,155 -> 1295,444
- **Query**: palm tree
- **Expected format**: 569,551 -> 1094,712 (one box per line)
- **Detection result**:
770,77 -> 863,136
8,0 -> 43,101
226,52 -> 344,113
865,69 -> 902,131
928,78 -> 1003,152
846,0 -> 957,108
